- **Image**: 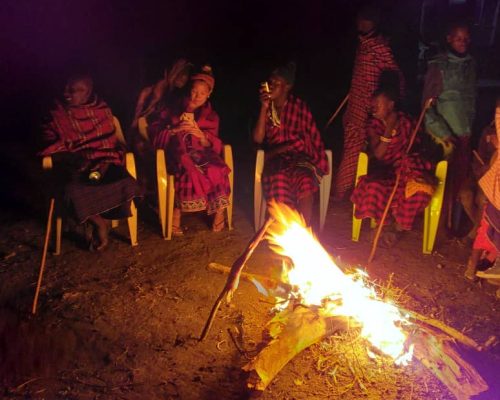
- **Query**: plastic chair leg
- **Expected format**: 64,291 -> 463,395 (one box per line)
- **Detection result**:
351,153 -> 369,242
423,160 -> 447,254
54,216 -> 62,255
166,175 -> 175,240
259,196 -> 267,229
156,150 -> 167,239
127,200 -> 138,246
319,150 -> 333,232
224,145 -> 234,230
352,213 -> 362,241
254,150 -> 265,232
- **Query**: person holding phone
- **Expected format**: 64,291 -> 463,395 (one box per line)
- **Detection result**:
252,62 -> 329,225
148,65 -> 231,235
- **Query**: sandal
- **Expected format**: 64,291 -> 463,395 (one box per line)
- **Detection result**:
212,211 -> 225,232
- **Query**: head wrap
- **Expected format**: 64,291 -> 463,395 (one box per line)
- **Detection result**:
191,65 -> 215,91
271,62 -> 296,85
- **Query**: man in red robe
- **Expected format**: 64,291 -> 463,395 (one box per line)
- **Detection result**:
41,75 -> 140,250
334,5 -> 404,200
253,62 -> 329,225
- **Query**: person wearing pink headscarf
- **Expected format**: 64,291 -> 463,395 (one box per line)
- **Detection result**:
148,66 -> 231,235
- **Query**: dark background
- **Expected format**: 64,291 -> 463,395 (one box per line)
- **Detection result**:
0,0 -> 499,216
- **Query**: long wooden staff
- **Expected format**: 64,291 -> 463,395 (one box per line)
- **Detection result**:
199,218 -> 274,341
324,94 -> 349,130
32,198 -> 55,314
368,98 -> 434,263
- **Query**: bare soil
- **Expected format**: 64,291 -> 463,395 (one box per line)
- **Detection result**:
1,190 -> 500,400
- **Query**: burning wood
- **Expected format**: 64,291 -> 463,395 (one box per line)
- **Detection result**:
204,202 -> 489,399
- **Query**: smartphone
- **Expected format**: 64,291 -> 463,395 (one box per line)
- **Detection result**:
180,112 -> 195,123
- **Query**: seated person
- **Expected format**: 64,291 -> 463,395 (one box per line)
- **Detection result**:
148,65 -> 231,235
351,86 -> 435,246
459,120 -> 497,242
131,60 -> 192,200
131,58 -> 192,129
40,75 -> 141,251
252,62 -> 329,225
466,102 -> 500,282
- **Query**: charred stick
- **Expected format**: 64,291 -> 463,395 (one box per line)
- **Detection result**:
199,218 -> 274,341
32,198 -> 55,314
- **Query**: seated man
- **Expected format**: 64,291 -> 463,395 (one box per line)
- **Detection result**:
466,102 -> 500,284
459,120 -> 497,242
351,86 -> 435,246
252,62 -> 329,225
40,74 -> 141,251
148,65 -> 231,235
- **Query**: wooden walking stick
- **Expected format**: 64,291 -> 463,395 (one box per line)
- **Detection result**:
324,94 -> 349,130
199,218 -> 274,341
32,198 -> 55,314
368,98 -> 434,263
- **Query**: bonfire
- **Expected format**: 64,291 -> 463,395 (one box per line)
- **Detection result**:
202,202 -> 489,400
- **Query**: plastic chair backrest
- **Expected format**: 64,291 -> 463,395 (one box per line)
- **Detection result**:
138,117 -> 149,141
113,117 -> 126,145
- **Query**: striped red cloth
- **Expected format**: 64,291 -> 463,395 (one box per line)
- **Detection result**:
335,34 -> 404,197
262,95 -> 328,206
351,114 -> 432,230
40,98 -> 140,223
150,100 -> 231,214
40,97 -> 123,169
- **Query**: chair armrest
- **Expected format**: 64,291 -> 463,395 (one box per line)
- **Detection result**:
125,153 -> 137,179
113,116 -> 127,146
138,117 -> 149,141
355,152 -> 369,185
255,149 -> 265,180
223,144 -> 233,170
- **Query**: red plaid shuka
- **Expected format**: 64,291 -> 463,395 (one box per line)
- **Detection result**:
40,97 -> 140,223
41,97 -> 123,168
351,113 -> 433,230
335,34 -> 403,197
150,100 -> 231,214
263,95 -> 329,207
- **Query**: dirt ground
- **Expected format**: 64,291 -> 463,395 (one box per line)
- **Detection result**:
1,183 -> 500,400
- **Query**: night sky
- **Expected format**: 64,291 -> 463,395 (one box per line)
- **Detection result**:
0,0 -> 498,163
1,0 -> 427,144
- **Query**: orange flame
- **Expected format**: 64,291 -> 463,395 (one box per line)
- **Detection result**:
266,201 -> 413,365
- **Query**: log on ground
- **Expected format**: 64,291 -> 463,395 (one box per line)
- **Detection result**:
242,307 -> 351,392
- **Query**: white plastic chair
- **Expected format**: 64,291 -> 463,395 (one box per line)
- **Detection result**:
42,117 -> 138,254
254,149 -> 333,231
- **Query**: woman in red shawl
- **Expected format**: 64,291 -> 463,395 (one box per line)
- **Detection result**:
351,87 -> 434,246
40,75 -> 140,251
149,66 -> 231,235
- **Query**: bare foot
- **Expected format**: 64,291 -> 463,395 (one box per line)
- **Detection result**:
212,211 -> 225,232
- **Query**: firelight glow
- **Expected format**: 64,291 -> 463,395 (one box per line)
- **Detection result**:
266,202 -> 413,365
